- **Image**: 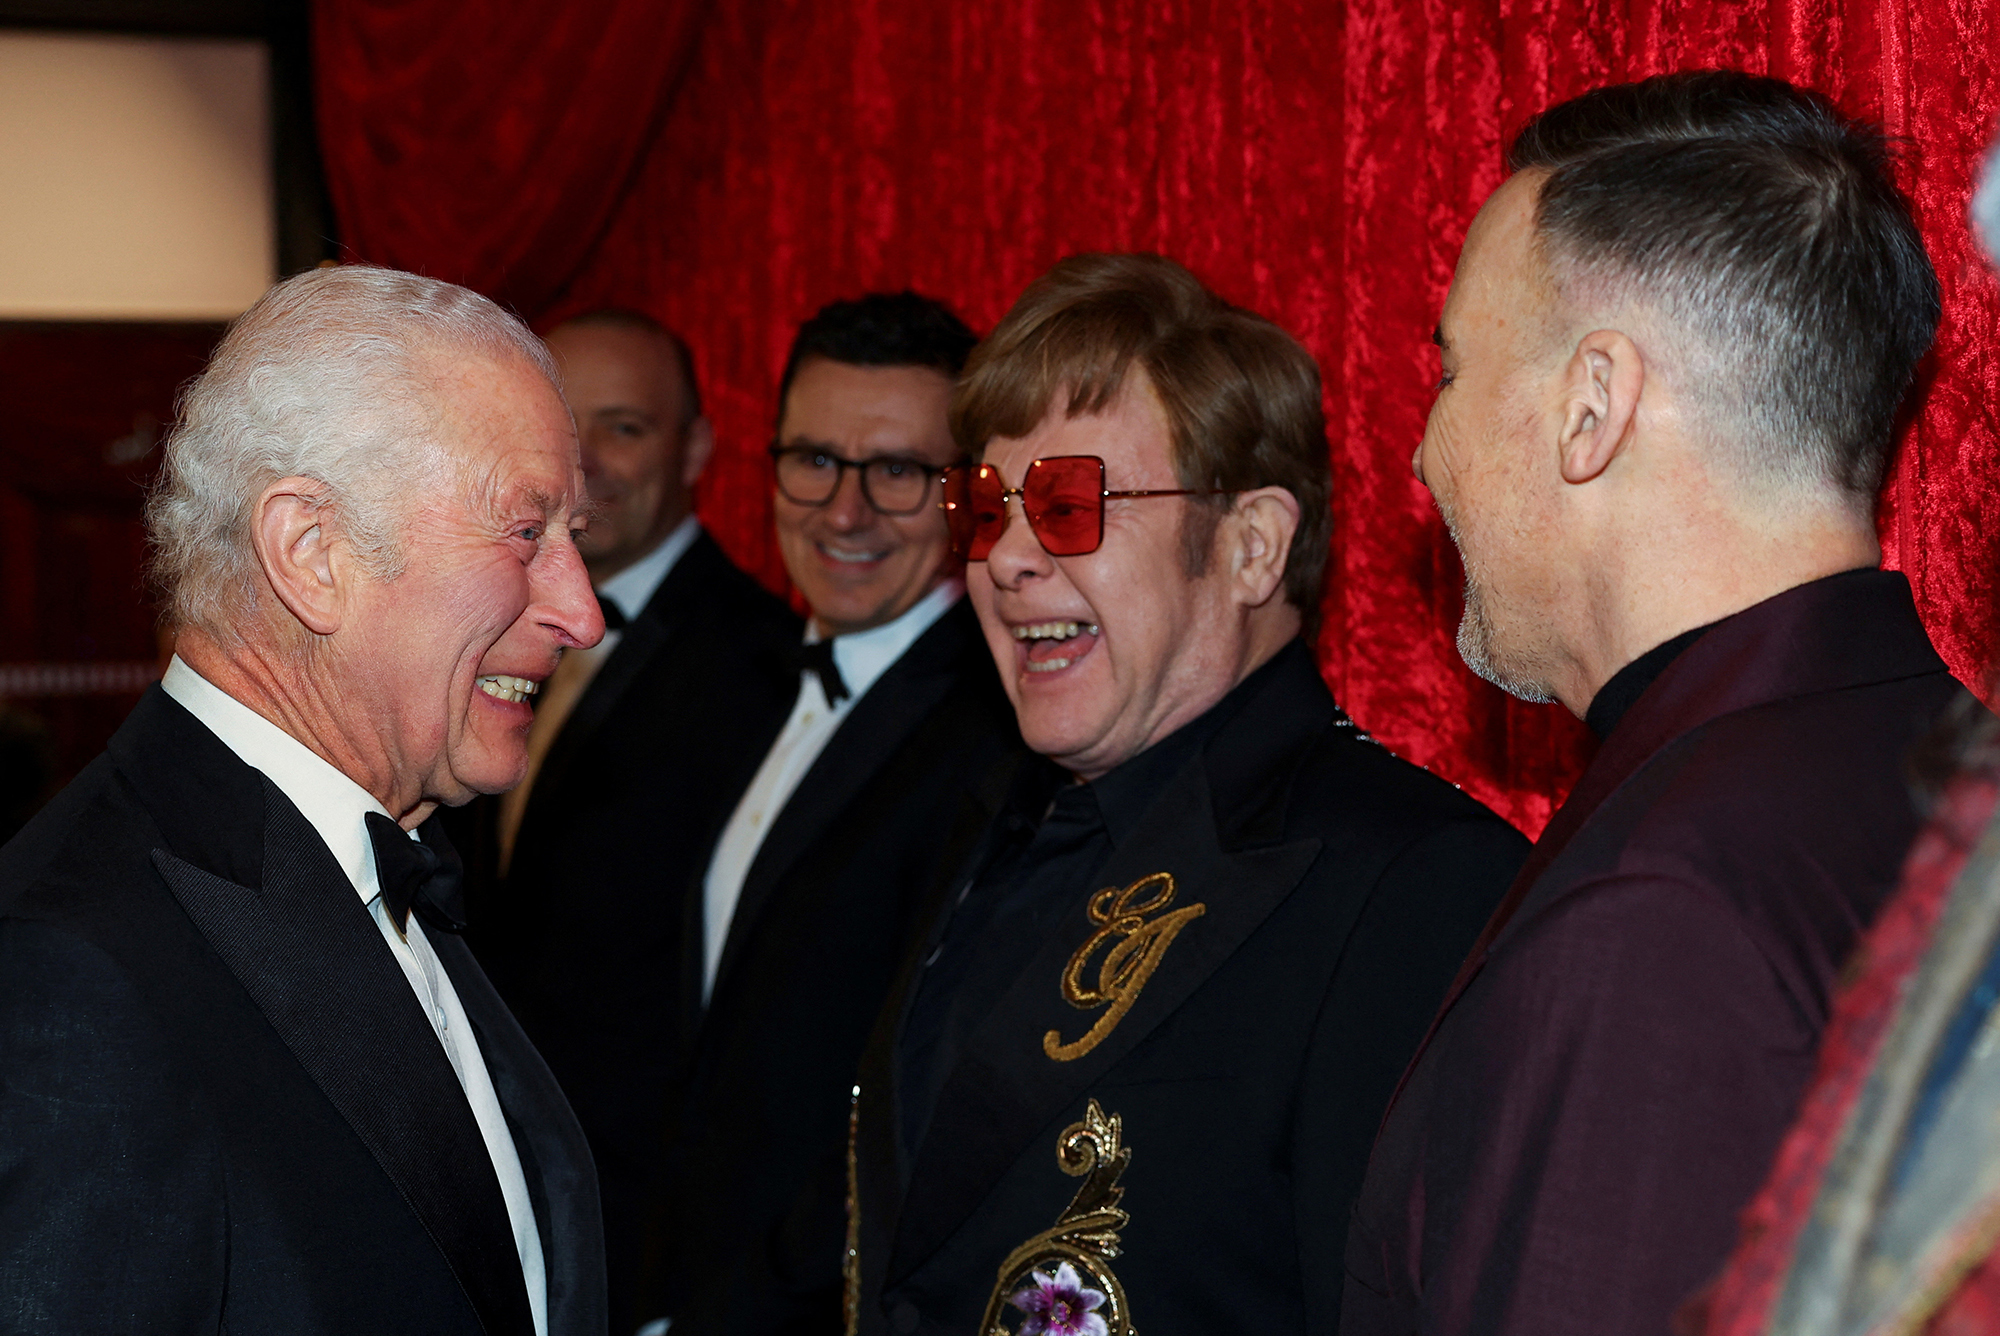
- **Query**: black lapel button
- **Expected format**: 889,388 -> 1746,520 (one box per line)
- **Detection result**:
891,1301 -> 921,1333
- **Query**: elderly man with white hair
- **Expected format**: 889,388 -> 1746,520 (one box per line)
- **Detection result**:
0,266 -> 607,1335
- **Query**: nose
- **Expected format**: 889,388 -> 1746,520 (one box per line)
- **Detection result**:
822,464 -> 875,533
537,536 -> 606,652
983,493 -> 1052,590
1411,442 -> 1427,486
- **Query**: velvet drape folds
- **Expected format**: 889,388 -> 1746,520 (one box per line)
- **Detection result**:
315,0 -> 709,317
315,0 -> 2000,837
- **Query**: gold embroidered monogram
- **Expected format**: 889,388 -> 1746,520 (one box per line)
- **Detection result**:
980,1099 -> 1136,1336
1044,872 -> 1206,1062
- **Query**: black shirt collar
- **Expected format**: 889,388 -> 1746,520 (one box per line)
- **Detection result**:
1584,621 -> 1716,740
1087,641 -> 1298,842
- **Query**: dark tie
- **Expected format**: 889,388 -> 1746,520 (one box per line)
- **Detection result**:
365,811 -> 469,936
792,638 -> 851,705
597,591 -> 628,632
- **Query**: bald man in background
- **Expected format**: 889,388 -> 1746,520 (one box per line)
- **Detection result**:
455,309 -> 799,1334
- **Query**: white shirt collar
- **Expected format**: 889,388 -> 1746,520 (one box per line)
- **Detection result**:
161,655 -> 403,906
597,516 -> 702,623
811,577 -> 963,707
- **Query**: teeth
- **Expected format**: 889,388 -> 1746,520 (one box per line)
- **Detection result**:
1026,657 -> 1073,673
820,544 -> 888,564
1010,621 -> 1100,641
477,674 -> 541,704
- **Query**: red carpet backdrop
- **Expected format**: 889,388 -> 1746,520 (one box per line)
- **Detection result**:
316,0 -> 1999,836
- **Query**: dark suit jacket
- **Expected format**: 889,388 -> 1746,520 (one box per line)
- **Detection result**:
1342,569 -> 1974,1336
649,596 -> 1041,1336
0,687 -> 607,1335
460,527 -> 799,1332
848,640 -> 1529,1336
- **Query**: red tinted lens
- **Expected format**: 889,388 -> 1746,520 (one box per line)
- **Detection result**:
1022,456 -> 1105,556
942,466 -> 976,556
947,464 -> 1009,560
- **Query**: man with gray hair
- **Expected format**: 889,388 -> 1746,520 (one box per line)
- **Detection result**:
0,265 -> 608,1335
1343,72 -> 1979,1335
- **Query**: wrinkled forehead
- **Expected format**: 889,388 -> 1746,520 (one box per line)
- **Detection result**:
423,351 -> 582,508
1443,171 -> 1562,339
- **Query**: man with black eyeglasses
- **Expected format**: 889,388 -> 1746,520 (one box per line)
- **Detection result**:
842,255 -> 1527,1336
633,292 -> 1046,1336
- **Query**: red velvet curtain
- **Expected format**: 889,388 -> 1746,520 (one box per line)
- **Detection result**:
315,0 -> 709,317
315,0 -> 2000,837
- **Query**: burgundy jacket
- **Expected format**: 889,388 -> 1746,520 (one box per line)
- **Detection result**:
1341,569 -> 1970,1336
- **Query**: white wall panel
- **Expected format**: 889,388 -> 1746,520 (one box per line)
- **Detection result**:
0,32 -> 272,319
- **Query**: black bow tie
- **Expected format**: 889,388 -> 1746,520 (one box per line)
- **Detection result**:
790,638 -> 851,705
597,591 -> 628,632
365,812 -> 468,936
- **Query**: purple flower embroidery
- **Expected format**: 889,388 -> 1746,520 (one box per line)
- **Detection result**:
1007,1261 -> 1109,1336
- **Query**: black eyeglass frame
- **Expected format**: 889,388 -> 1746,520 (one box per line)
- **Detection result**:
767,442 -> 951,516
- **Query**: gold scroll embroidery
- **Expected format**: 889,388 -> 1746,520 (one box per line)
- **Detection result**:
1044,872 -> 1206,1062
980,1099 -> 1137,1336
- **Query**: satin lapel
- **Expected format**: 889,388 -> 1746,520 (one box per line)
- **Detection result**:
524,564 -> 687,821
887,759 -> 1320,1283
434,932 -> 609,1336
712,603 -> 980,992
152,779 -> 536,1336
537,614 -> 668,801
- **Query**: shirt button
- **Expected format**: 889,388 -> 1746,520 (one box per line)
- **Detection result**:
890,1302 -> 920,1333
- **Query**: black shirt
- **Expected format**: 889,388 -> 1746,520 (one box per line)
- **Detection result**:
1583,622 -> 1714,740
895,650 -> 1278,1156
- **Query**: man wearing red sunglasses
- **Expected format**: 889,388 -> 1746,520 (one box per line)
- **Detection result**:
844,253 -> 1529,1336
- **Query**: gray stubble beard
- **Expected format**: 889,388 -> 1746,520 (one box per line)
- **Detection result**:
1436,487 -> 1559,707
1455,578 -> 1556,705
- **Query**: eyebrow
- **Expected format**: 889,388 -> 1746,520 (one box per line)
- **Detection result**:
500,485 -> 565,519
778,435 -> 928,463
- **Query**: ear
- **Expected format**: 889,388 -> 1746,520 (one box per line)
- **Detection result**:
1226,486 -> 1302,609
680,415 -> 715,489
250,477 -> 344,637
1557,329 -> 1644,484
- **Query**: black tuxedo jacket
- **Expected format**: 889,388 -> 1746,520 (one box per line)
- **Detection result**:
648,597 -> 1042,1336
0,688 -> 606,1335
460,527 -> 799,1332
848,641 -> 1529,1336
1342,570 -> 1973,1336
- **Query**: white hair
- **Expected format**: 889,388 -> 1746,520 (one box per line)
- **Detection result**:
147,265 -> 558,638
1977,133 -> 2000,268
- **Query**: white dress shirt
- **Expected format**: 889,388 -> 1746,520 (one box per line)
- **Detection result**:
162,657 -> 549,1336
699,578 -> 963,1000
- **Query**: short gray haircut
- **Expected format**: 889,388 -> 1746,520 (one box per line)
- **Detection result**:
147,265 -> 558,637
1509,71 -> 1939,504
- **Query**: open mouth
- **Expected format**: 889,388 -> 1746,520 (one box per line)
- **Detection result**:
1012,620 -> 1101,674
476,674 -> 542,705
818,541 -> 890,565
